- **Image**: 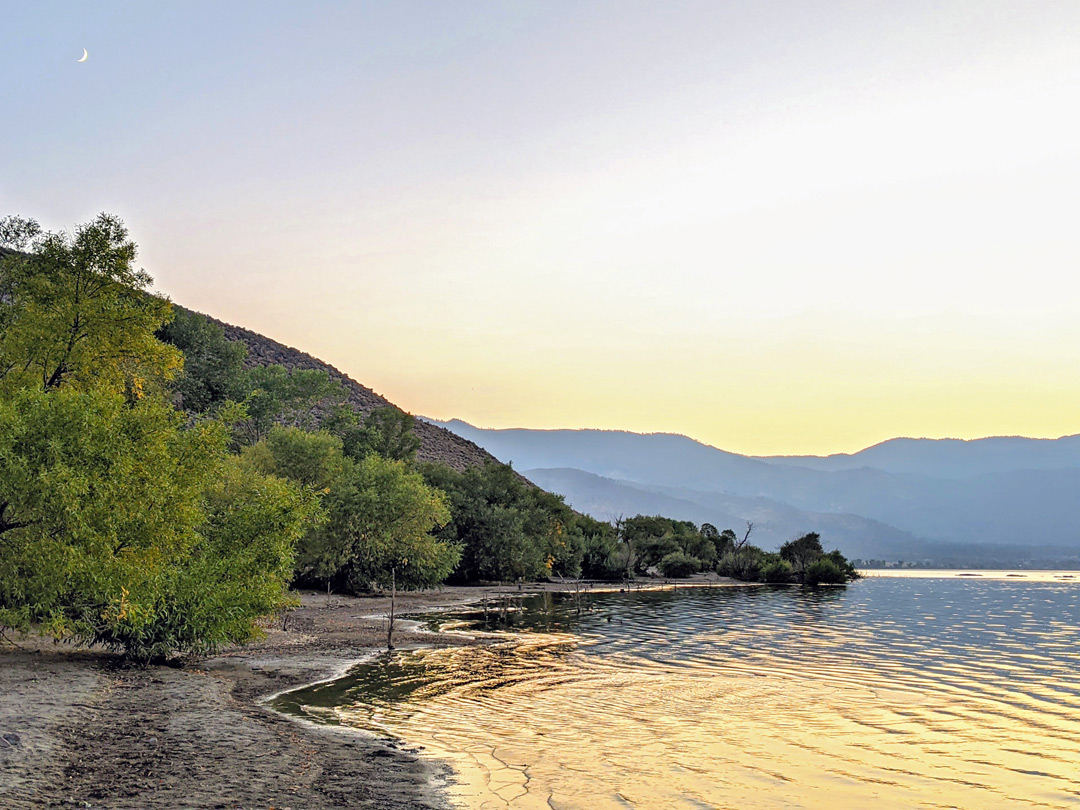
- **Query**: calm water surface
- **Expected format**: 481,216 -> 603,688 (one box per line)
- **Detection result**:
273,573 -> 1080,809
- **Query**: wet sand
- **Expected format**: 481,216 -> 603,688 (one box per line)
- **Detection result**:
0,577 -> 736,809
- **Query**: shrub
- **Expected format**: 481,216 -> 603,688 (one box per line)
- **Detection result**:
580,530 -> 622,580
0,389 -> 316,663
804,556 -> 847,586
717,548 -> 765,582
659,551 -> 701,578
760,555 -> 795,584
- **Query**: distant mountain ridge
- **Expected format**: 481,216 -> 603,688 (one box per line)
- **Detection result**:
761,434 -> 1080,478
426,419 -> 1080,562
522,467 -> 920,560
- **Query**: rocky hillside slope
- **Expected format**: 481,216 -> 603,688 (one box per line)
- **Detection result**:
195,311 -> 496,472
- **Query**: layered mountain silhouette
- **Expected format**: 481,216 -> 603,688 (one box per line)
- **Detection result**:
761,435 -> 1080,479
426,420 -> 1080,564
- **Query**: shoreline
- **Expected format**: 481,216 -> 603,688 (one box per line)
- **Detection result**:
1,576 -> 744,809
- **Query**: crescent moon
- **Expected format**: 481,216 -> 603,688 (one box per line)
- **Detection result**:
77,49 -> 88,62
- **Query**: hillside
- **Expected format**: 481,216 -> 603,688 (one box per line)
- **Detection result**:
189,310 -> 497,472
430,419 -> 1080,561
521,467 -> 919,559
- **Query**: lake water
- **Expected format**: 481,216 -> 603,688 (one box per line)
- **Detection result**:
273,573 -> 1080,809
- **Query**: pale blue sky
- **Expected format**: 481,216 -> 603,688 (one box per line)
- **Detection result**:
4,2 -> 1079,453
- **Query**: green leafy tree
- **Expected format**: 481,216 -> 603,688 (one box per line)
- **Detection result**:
326,455 -> 457,592
96,458 -> 317,663
0,388 -> 317,663
0,213 -> 180,395
659,550 -> 700,578
157,308 -> 246,412
780,533 -> 826,582
242,426 -> 347,492
0,389 -> 209,645
717,546 -> 767,581
618,515 -> 713,575
239,426 -> 347,591
0,214 -> 320,662
235,365 -> 348,445
422,461 -> 586,583
579,520 -> 621,580
760,554 -> 795,583
336,405 -> 422,463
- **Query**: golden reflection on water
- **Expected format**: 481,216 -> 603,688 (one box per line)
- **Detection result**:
275,577 -> 1080,809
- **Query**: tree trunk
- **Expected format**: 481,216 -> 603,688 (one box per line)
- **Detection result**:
387,566 -> 396,650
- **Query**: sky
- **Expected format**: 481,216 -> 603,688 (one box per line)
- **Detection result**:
3,1 -> 1080,455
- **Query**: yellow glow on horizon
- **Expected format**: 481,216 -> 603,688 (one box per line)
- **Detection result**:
104,4 -> 1080,459
213,299 -> 1080,457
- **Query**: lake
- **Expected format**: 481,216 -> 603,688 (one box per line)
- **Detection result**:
272,573 -> 1080,809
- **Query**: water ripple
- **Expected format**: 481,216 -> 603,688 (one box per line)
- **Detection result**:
273,575 -> 1080,809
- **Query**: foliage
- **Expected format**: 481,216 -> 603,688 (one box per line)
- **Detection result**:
242,426 -> 347,491
240,427 -> 346,586
156,308 -> 247,413
636,534 -> 683,572
715,531 -> 857,585
0,387 -> 300,661
578,518 -> 621,580
779,533 -> 825,580
0,213 -> 320,663
717,547 -> 766,581
92,459 -> 317,663
619,515 -> 715,576
234,365 -> 348,445
760,555 -> 795,584
780,533 -> 858,584
659,551 -> 700,578
335,405 -> 421,463
810,550 -> 859,584
241,429 -> 454,591
421,461 -> 588,583
323,455 -> 456,591
0,214 -> 180,395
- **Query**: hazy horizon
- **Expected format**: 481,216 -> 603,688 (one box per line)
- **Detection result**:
427,415 -> 1080,458
5,1 -> 1080,455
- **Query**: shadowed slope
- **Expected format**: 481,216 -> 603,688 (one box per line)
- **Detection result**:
186,310 -> 497,472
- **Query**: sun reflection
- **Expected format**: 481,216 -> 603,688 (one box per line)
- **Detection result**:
275,579 -> 1080,809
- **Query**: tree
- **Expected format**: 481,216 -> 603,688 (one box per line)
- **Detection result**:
234,365 -> 348,445
0,214 -> 180,395
157,308 -> 246,413
240,426 -> 346,594
0,213 -> 320,662
659,550 -> 699,578
337,405 -> 422,463
98,458 -> 317,663
325,455 -> 457,593
779,532 -> 825,582
242,426 -> 347,491
421,461 -> 584,583
579,519 -> 621,580
0,388 -> 242,658
0,388 -> 319,662
614,516 -> 634,586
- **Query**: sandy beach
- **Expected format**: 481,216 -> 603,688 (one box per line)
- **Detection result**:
0,577 -> 737,809
0,588 -> 490,810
